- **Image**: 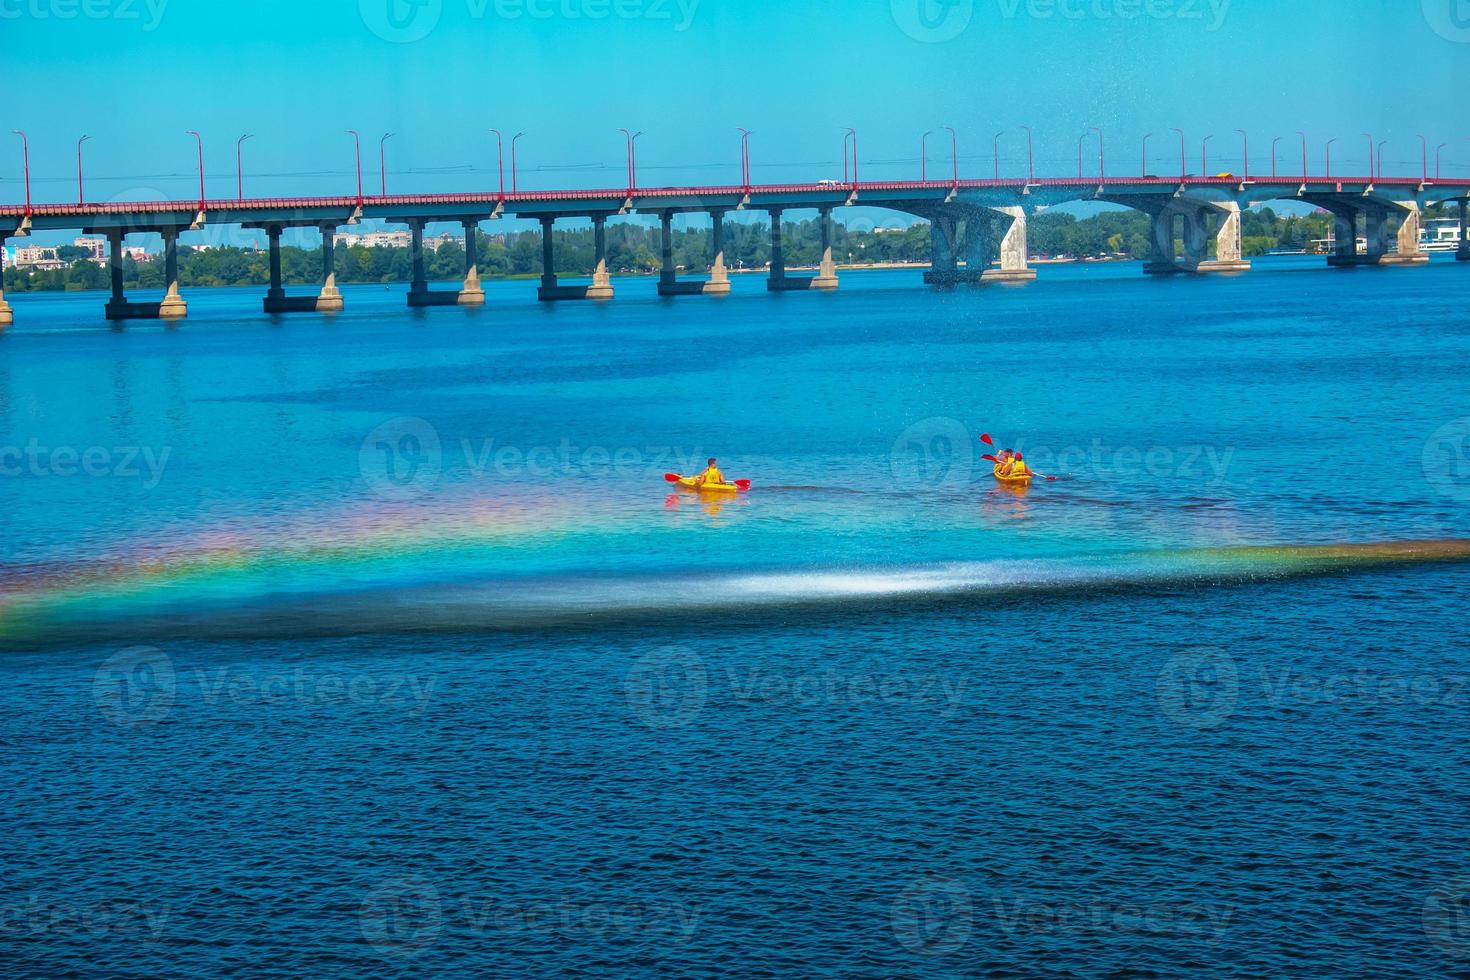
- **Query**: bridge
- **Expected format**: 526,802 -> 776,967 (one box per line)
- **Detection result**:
1,171 -> 1467,327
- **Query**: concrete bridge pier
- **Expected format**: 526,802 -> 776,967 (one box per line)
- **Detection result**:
1193,203 -> 1251,273
983,206 -> 1037,282
406,219 -> 474,307
765,208 -> 833,291
812,207 -> 839,289
1459,200 -> 1469,262
102,229 -> 187,321
922,213 -> 962,285
588,215 -> 614,299
0,236 -> 11,329
536,216 -> 594,301
316,224 -> 345,312
655,211 -> 697,296
459,220 -> 485,305
254,223 -> 340,313
158,229 -> 188,319
1382,203 -> 1429,266
704,209 -> 731,295
1326,205 -> 1396,267
1143,210 -> 1180,275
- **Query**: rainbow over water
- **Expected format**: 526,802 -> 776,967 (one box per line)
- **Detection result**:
4,485 -> 1469,649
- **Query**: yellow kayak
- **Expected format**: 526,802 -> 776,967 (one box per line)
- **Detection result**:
993,463 -> 1032,486
673,476 -> 748,494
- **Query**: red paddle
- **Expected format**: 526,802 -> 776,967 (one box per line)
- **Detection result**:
981,436 -> 1058,481
664,472 -> 752,491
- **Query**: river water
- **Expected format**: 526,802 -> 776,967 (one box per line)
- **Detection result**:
2,258 -> 1469,976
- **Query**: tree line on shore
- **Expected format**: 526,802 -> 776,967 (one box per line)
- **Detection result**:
3,205 -> 1441,292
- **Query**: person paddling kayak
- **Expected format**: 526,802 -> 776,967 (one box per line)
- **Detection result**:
693,458 -> 725,487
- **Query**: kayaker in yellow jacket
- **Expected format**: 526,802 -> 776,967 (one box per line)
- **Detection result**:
694,458 -> 725,486
1008,453 -> 1030,478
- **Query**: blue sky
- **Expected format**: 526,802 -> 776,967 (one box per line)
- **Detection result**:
4,0 -> 1468,243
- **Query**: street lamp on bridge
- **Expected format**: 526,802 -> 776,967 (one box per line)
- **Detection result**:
236,134 -> 252,202
380,133 -> 394,197
737,128 -> 752,191
1271,136 -> 1280,179
1141,133 -> 1151,177
1296,131 -> 1308,180
186,130 -> 205,212
843,128 -> 859,187
488,129 -> 504,201
11,130 -> 31,216
1170,128 -> 1185,179
943,126 -> 957,188
1436,142 -> 1448,181
1325,137 -> 1337,179
1234,129 -> 1249,180
77,135 -> 91,206
1416,134 -> 1427,182
1201,134 -> 1213,176
1362,133 -> 1374,180
1018,125 -> 1034,184
993,131 -> 1004,181
511,132 -> 525,193
346,130 -> 363,205
920,130 -> 932,182
1378,140 -> 1388,180
1090,127 -> 1104,179
618,129 -> 642,196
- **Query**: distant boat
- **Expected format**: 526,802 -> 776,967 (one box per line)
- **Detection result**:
1419,218 -> 1463,252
